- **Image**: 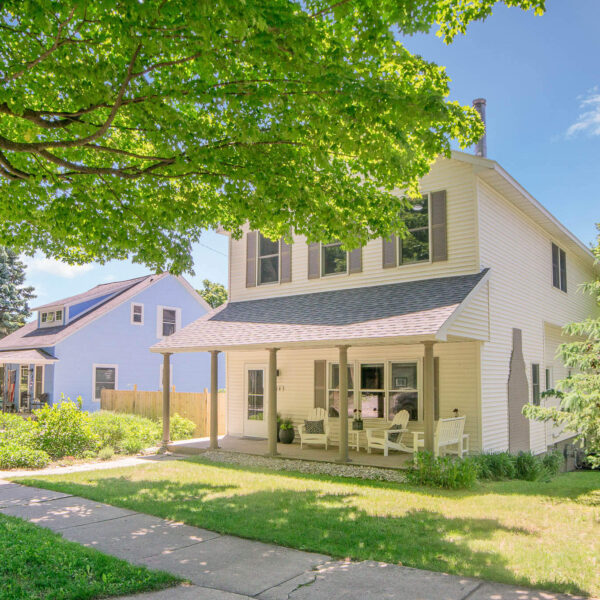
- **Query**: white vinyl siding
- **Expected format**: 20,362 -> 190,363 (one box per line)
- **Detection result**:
228,157 -> 479,301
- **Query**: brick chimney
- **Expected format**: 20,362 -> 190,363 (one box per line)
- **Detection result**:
472,98 -> 487,158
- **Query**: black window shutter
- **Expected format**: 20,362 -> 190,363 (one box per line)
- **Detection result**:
431,190 -> 448,262
551,243 -> 560,288
559,249 -> 567,292
280,239 -> 292,283
308,243 -> 320,279
314,360 -> 326,409
246,231 -> 257,288
434,357 -> 440,421
382,236 -> 397,268
348,247 -> 362,274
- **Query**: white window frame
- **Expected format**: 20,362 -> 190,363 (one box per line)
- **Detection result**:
257,233 -> 281,286
397,194 -> 432,267
156,305 -> 182,339
131,302 -> 144,325
39,307 -> 65,328
325,358 -> 422,422
545,366 -> 553,391
159,363 -> 174,390
92,364 -> 118,402
321,241 -> 348,277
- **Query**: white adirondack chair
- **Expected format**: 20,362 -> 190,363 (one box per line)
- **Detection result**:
366,410 -> 416,456
414,416 -> 469,457
298,407 -> 330,449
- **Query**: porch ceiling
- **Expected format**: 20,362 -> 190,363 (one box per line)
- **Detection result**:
151,270 -> 490,354
0,348 -> 58,365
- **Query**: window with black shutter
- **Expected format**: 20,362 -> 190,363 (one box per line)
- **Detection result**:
551,243 -> 567,292
532,363 -> 540,406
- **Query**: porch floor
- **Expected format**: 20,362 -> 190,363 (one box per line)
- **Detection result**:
168,435 -> 413,469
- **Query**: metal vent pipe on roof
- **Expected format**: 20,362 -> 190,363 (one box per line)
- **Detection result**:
472,98 -> 487,158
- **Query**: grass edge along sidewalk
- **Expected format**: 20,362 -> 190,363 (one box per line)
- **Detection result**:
0,512 -> 180,600
14,455 -> 600,598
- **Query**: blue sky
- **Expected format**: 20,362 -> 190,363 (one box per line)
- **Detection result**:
23,0 -> 599,306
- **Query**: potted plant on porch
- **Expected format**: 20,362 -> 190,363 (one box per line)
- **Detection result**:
278,417 -> 295,444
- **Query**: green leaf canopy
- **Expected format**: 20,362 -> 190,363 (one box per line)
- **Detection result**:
0,0 -> 544,273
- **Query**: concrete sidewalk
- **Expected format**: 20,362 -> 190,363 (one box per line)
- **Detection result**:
0,481 -> 587,600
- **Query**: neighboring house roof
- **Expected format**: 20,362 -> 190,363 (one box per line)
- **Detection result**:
0,272 -> 175,351
151,270 -> 489,353
0,349 -> 58,365
32,275 -> 150,311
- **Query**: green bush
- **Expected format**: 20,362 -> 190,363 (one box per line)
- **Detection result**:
542,449 -> 563,476
33,397 -> 98,459
169,413 -> 196,440
0,413 -> 39,447
405,452 -> 478,489
514,451 -> 547,481
89,411 -> 160,454
0,443 -> 50,470
98,446 -> 114,461
472,452 -> 516,480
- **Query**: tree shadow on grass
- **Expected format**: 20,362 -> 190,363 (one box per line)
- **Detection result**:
16,473 -> 592,597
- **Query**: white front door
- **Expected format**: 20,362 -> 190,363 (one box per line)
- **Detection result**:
244,365 -> 268,438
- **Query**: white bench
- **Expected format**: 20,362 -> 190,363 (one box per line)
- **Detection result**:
415,416 -> 469,458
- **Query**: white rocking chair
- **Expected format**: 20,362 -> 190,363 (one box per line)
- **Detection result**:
414,416 -> 469,457
366,410 -> 418,456
298,407 -> 330,449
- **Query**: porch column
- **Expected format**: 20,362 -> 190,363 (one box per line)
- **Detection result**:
423,341 -> 435,453
267,348 -> 279,457
161,352 -> 172,451
337,345 -> 350,463
209,350 -> 220,450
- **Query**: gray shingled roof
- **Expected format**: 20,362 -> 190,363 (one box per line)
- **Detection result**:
152,270 -> 489,352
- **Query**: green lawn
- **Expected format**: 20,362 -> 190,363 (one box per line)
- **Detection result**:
0,513 -> 180,600
16,458 -> 600,597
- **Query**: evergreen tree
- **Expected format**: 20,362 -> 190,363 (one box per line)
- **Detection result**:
0,248 -> 35,338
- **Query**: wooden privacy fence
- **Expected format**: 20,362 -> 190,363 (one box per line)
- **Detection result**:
100,388 -> 226,437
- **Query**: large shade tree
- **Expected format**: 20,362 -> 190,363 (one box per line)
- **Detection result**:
0,0 -> 544,273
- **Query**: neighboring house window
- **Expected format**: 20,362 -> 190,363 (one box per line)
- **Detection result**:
40,308 -> 64,327
131,303 -> 144,325
400,196 -> 430,265
545,367 -> 553,391
258,233 -> 280,284
34,366 -> 43,398
159,363 -> 174,390
322,241 -> 347,275
328,363 -> 354,417
93,365 -> 117,401
157,306 -> 181,338
360,363 -> 385,419
389,362 -> 419,421
532,363 -> 540,405
551,243 -> 567,292
19,365 -> 29,399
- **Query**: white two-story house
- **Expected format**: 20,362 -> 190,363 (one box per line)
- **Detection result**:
152,150 -> 598,459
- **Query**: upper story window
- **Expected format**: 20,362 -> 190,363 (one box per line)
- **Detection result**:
157,306 -> 180,338
258,233 -> 280,284
531,363 -> 541,405
552,243 -> 567,292
40,308 -> 64,328
131,303 -> 144,325
400,196 -> 430,265
322,241 -> 347,276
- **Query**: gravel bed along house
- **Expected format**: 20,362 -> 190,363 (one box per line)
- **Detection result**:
196,450 -> 407,483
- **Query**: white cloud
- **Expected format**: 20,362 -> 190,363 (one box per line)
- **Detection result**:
24,256 -> 94,279
566,88 -> 600,137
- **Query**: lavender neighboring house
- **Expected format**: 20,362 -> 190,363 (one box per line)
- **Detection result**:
0,273 -> 222,412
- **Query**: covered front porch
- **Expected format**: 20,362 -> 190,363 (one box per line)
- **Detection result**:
151,271 -> 490,465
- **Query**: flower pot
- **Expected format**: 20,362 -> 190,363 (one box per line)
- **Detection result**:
279,428 -> 295,444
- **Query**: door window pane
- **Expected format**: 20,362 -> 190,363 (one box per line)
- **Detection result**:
95,367 -> 116,400
399,197 -> 430,264
247,369 -> 264,420
322,242 -> 347,275
162,309 -> 177,336
360,364 -> 384,418
389,363 -> 418,421
328,363 -> 354,417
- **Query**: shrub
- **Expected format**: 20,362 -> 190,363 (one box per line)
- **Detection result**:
0,413 -> 39,447
405,452 -> 478,489
542,449 -> 563,476
33,397 -> 98,459
514,451 -> 546,481
89,411 -> 160,454
169,413 -> 196,440
472,452 -> 516,480
0,444 -> 50,470
98,446 -> 114,461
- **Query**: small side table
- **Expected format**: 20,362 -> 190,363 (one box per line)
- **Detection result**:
349,430 -> 362,452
